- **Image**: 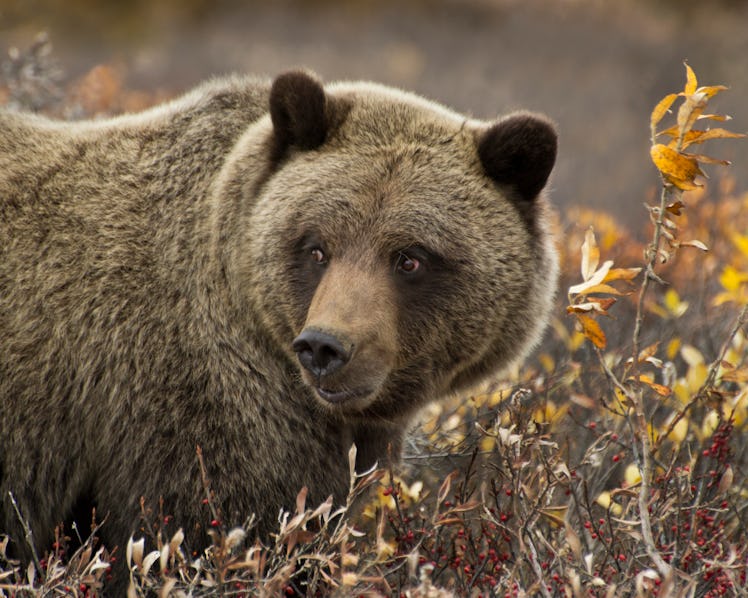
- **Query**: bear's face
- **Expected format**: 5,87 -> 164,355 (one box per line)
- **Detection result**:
229,72 -> 557,421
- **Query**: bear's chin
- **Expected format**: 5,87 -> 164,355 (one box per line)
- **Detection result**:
306,383 -> 381,414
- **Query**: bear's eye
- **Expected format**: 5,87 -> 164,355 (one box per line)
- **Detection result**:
310,247 -> 327,265
395,252 -> 421,275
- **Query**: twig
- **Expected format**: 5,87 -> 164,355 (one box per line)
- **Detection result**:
657,302 -> 748,448
522,526 -> 552,598
8,492 -> 43,574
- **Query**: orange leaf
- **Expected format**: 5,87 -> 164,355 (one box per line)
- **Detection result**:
603,267 -> 642,283
576,283 -> 627,296
651,93 -> 678,130
666,201 -> 685,215
577,314 -> 606,349
684,63 -> 698,96
634,374 -> 672,397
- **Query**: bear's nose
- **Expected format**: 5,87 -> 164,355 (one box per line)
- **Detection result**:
292,329 -> 351,377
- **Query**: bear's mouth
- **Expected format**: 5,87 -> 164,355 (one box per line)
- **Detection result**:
315,386 -> 371,404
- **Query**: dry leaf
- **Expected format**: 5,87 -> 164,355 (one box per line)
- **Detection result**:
565,523 -> 582,561
567,298 -> 617,316
678,240 -> 708,251
718,465 -> 733,494
569,260 -> 613,295
142,550 -> 161,576
581,227 -> 600,281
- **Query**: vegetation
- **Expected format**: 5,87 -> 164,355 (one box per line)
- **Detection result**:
1,40 -> 746,596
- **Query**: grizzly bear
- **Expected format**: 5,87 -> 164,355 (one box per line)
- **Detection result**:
0,71 -> 557,576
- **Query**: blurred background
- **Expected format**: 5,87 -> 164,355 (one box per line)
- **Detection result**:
1,0 -> 747,227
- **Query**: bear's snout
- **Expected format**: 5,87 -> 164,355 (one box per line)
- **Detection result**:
293,260 -> 399,407
292,328 -> 352,378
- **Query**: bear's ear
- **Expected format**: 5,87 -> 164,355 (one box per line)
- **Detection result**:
477,113 -> 557,202
269,71 -> 329,160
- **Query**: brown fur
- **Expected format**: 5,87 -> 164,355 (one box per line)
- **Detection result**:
0,71 -> 557,580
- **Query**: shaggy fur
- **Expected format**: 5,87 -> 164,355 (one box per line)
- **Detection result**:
0,71 -> 558,579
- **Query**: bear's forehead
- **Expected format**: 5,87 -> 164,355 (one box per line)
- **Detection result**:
330,83 -> 480,147
329,81 -> 474,128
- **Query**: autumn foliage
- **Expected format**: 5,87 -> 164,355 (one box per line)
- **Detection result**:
1,46 -> 747,598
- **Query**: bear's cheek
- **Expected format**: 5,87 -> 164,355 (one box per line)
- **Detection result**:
291,260 -> 399,410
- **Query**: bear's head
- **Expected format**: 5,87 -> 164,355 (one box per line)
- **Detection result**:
213,71 -> 558,422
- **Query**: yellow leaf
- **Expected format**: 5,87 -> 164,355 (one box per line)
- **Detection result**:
667,338 -> 681,360
581,227 -> 600,281
596,491 -> 623,516
624,464 -> 642,486
680,127 -> 746,150
732,234 -> 748,258
374,537 -> 396,561
684,63 -> 698,96
668,176 -> 703,191
720,265 -> 748,292
663,413 -> 689,443
681,344 -> 704,366
480,435 -> 496,452
687,363 -> 708,393
663,288 -> 689,317
539,506 -> 568,527
651,93 -> 678,130
650,144 -> 703,184
700,409 -> 720,439
696,84 -> 728,99
577,314 -> 606,349
657,124 -> 681,140
538,353 -> 555,373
